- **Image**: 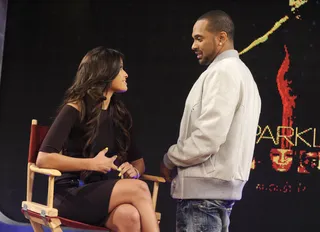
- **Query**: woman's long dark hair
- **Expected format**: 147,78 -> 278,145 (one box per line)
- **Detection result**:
59,46 -> 132,179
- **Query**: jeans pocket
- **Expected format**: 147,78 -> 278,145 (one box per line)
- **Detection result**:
193,200 -> 223,232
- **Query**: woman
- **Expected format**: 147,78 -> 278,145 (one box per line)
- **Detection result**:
36,46 -> 159,232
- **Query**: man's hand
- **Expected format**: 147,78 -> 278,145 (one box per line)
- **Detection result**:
160,161 -> 172,182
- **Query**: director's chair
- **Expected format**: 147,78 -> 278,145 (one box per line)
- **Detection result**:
21,119 -> 165,232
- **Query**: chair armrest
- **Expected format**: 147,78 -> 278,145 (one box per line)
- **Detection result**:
21,201 -> 58,216
29,164 -> 62,177
141,174 -> 166,183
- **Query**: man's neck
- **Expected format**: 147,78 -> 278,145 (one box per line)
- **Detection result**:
218,42 -> 234,55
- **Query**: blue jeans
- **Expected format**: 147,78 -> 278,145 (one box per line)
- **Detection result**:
176,199 -> 235,232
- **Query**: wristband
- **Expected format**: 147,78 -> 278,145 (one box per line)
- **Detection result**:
133,167 -> 140,179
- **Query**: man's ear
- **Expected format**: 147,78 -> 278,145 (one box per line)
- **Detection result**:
218,31 -> 228,46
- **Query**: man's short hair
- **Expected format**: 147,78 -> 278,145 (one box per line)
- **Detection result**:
197,10 -> 235,41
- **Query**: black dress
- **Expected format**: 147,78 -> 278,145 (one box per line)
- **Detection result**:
39,104 -> 142,226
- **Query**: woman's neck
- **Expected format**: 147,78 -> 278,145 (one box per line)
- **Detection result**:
102,90 -> 114,110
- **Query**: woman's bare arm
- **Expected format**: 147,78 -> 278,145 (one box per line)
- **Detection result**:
36,148 -> 118,173
36,151 -> 93,172
131,158 -> 145,176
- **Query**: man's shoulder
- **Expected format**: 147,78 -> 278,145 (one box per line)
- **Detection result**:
217,56 -> 244,68
210,57 -> 251,77
205,58 -> 240,76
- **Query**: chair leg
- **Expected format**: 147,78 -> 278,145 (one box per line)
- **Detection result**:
30,220 -> 44,232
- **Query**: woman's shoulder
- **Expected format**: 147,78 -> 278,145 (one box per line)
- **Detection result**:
66,102 -> 81,111
55,102 -> 81,122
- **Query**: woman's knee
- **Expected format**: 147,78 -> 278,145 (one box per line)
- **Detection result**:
118,179 -> 150,198
113,204 -> 140,230
134,180 -> 150,197
109,179 -> 152,211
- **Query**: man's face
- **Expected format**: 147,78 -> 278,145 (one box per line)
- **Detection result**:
191,19 -> 219,65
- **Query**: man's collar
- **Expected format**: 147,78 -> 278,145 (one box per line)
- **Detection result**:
208,49 -> 239,69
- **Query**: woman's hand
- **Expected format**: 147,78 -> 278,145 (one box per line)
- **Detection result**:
90,148 -> 118,174
118,162 -> 140,179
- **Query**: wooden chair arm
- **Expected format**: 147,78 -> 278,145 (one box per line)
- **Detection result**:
30,163 -> 62,177
140,174 -> 166,183
26,163 -> 58,209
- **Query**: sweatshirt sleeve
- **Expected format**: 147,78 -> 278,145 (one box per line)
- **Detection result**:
163,69 -> 240,169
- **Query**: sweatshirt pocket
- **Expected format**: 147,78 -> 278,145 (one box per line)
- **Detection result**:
203,154 -> 216,174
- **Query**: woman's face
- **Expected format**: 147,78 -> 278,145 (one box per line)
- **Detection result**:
269,148 -> 293,172
110,59 -> 128,93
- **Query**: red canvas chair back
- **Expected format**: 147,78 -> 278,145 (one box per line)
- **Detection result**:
28,119 -> 49,163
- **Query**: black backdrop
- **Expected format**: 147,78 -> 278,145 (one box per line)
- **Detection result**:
0,0 -> 7,82
0,1 -> 319,231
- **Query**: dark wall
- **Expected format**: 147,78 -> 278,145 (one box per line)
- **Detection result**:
0,0 -> 7,81
0,1 -> 319,232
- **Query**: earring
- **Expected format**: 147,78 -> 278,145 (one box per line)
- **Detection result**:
219,42 -> 222,46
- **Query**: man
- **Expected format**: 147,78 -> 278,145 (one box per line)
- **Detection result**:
160,10 -> 261,232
